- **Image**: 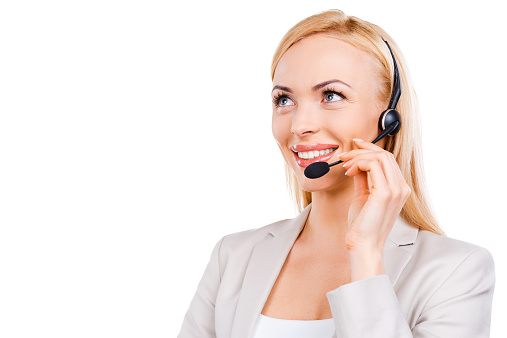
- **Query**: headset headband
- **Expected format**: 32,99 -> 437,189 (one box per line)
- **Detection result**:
382,39 -> 401,110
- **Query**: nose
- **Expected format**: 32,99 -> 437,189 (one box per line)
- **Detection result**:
290,103 -> 321,137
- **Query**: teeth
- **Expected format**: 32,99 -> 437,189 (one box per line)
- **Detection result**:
297,148 -> 337,159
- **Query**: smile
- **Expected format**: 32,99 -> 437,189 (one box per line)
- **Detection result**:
290,144 -> 339,168
297,148 -> 337,159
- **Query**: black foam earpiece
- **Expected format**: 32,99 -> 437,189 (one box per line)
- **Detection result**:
304,38 -> 402,179
371,109 -> 401,144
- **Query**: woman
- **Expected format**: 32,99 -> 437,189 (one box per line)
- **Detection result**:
178,9 -> 495,338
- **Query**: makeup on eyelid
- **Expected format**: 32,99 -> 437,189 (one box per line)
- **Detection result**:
272,87 -> 346,107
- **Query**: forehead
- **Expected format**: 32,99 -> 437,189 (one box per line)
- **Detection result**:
273,34 -> 376,92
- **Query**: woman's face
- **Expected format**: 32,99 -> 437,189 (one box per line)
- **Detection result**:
272,33 -> 386,192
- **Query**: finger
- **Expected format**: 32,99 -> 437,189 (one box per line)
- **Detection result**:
345,159 -> 390,200
336,138 -> 382,161
352,138 -> 385,151
387,154 -> 412,204
337,149 -> 376,162
352,170 -> 370,197
380,151 -> 409,197
343,152 -> 397,186
378,152 -> 399,189
386,153 -> 405,187
338,139 -> 385,163
339,145 -> 403,193
349,153 -> 410,211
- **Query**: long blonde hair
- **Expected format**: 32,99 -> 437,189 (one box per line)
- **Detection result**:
271,9 -> 445,236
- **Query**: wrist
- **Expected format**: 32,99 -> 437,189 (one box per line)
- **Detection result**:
348,248 -> 385,282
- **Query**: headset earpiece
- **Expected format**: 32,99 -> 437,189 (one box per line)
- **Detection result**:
379,109 -> 401,135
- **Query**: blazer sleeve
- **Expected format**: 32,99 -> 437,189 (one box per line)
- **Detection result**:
326,247 -> 495,338
178,236 -> 225,338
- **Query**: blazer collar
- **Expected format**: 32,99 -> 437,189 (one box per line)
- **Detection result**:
268,203 -> 419,246
231,203 -> 420,338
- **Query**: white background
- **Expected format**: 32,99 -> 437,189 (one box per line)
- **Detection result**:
0,0 -> 505,337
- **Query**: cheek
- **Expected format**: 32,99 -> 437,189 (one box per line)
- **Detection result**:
272,115 -> 296,169
325,114 -> 365,140
271,115 -> 291,146
326,108 -> 379,141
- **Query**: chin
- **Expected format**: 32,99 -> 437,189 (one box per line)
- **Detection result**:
293,167 -> 349,192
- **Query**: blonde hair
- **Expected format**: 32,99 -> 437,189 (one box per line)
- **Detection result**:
271,9 -> 445,236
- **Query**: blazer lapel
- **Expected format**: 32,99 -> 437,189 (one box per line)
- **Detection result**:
230,205 -> 311,338
230,203 -> 419,338
384,213 -> 420,286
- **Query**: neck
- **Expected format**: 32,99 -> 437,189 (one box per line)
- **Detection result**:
301,178 -> 356,246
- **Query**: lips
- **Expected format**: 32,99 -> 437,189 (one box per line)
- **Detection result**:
290,144 -> 339,168
291,144 -> 339,152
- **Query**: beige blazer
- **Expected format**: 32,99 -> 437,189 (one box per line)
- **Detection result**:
178,203 -> 495,337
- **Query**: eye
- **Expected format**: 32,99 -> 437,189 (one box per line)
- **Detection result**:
272,92 -> 295,107
322,89 -> 346,103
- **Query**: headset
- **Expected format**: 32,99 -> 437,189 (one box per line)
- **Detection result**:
304,38 -> 402,179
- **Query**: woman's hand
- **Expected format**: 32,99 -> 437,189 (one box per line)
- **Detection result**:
338,138 -> 411,280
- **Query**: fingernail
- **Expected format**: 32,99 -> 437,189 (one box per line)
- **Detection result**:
353,138 -> 364,142
345,168 -> 350,175
342,160 -> 349,167
336,151 -> 348,157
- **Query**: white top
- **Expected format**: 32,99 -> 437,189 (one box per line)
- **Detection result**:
252,314 -> 335,338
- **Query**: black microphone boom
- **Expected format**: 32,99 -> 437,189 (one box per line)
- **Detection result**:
303,120 -> 399,179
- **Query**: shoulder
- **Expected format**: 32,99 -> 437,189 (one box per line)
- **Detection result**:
416,229 -> 494,264
409,229 -> 495,286
217,218 -> 289,254
206,217 -> 291,252
402,230 -> 496,325
205,218 -> 293,278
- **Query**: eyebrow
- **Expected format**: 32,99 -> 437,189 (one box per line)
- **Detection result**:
271,79 -> 352,93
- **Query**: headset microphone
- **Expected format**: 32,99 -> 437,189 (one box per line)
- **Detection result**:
304,38 -> 402,179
